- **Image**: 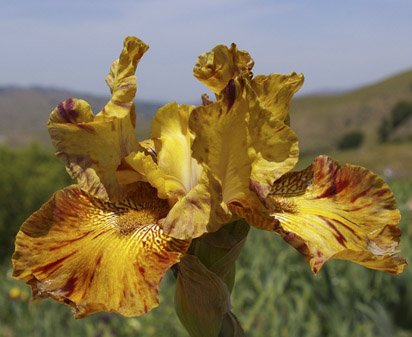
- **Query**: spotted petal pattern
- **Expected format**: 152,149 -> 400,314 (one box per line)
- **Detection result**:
264,156 -> 407,274
13,184 -> 188,318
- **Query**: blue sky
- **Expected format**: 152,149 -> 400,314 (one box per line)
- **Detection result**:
1,0 -> 411,102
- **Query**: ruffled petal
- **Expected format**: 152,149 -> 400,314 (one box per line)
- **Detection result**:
48,37 -> 148,201
103,36 -> 149,120
193,44 -> 254,94
161,170 -> 231,240
190,79 -> 252,204
121,103 -> 204,201
151,102 -> 202,196
263,156 -> 407,274
121,151 -> 170,198
12,184 -> 189,318
193,44 -> 300,200
251,72 -> 304,123
246,80 -> 299,199
190,79 -> 299,203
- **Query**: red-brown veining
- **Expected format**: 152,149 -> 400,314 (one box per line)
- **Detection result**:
320,216 -> 347,247
225,79 -> 236,111
49,231 -> 92,250
34,250 -> 77,274
76,123 -> 96,134
60,276 -> 77,297
351,185 -> 374,203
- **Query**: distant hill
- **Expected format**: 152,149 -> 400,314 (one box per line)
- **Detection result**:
291,69 -> 412,153
0,86 -> 162,146
1,69 -> 412,151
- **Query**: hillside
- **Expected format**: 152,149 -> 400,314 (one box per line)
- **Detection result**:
290,69 -> 412,153
0,86 -> 162,146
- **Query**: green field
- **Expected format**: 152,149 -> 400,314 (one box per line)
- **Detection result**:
0,144 -> 411,337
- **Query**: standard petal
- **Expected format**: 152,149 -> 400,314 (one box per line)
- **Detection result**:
263,156 -> 407,274
193,44 -> 254,94
102,36 -> 149,120
247,81 -> 300,199
122,103 -> 204,202
190,79 -> 299,204
161,170 -> 231,240
151,102 -> 202,196
48,37 -> 148,200
251,72 -> 304,123
190,79 -> 252,205
122,151 -> 175,200
12,184 -> 189,318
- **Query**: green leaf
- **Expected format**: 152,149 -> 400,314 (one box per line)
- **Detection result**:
175,255 -> 231,337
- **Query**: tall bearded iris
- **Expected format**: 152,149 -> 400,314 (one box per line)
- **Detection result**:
12,37 -> 406,335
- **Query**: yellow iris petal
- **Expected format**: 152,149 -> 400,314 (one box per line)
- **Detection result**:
190,79 -> 252,204
251,72 -> 304,123
193,44 -> 301,200
12,184 -> 188,318
162,170 -> 231,240
193,44 -> 254,94
151,102 -> 202,196
264,156 -> 407,274
104,36 -> 149,120
123,103 -> 203,200
190,78 -> 299,204
48,37 -> 148,201
246,81 -> 300,198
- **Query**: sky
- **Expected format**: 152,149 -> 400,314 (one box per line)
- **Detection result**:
1,0 -> 412,103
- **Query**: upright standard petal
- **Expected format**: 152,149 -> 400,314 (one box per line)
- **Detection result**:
246,81 -> 300,199
190,79 -> 252,205
193,43 -> 254,94
193,44 -> 300,200
190,79 -> 299,207
48,37 -> 148,201
251,72 -> 304,123
262,156 -> 407,274
151,102 -> 202,196
13,184 -> 189,318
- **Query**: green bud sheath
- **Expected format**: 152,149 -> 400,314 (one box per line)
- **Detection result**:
175,220 -> 249,337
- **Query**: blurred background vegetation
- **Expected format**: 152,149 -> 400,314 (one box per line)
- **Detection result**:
1,68 -> 412,337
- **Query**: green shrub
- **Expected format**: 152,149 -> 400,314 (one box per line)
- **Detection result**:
0,143 -> 71,262
378,101 -> 412,142
337,130 -> 365,150
391,102 -> 412,128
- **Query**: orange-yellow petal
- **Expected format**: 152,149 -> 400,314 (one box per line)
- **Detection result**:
193,44 -> 254,94
190,79 -> 252,204
262,156 -> 407,274
12,184 -> 188,318
48,37 -> 148,201
103,36 -> 149,121
151,102 -> 202,196
122,103 -> 204,202
190,79 -> 299,203
161,170 -> 231,240
193,44 -> 300,200
251,72 -> 304,123
246,80 -> 299,198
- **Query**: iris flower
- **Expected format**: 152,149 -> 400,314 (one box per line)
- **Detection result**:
13,37 -> 406,327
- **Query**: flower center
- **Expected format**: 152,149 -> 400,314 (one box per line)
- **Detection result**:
114,184 -> 170,236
